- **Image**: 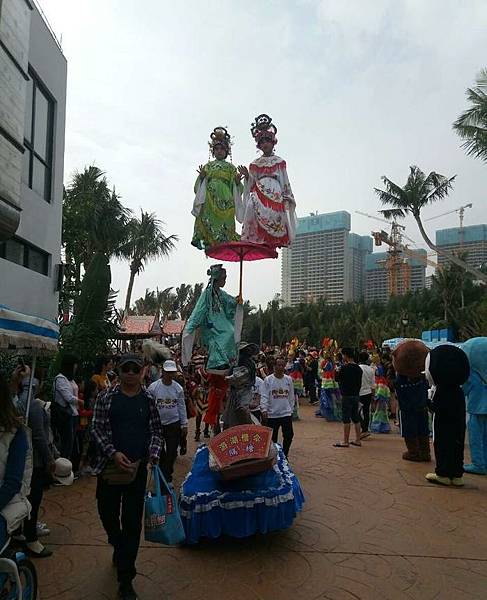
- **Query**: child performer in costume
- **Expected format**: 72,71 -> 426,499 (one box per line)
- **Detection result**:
425,344 -> 470,486
461,337 -> 487,475
191,127 -> 243,250
238,114 -> 297,247
392,340 -> 431,462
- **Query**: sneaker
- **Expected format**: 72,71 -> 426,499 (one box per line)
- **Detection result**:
425,473 -> 451,486
118,582 -> 138,600
451,477 -> 465,487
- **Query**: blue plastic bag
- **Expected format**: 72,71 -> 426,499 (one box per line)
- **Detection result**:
144,465 -> 186,545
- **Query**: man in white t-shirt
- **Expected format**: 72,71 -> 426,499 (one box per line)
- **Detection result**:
148,360 -> 188,482
261,357 -> 295,457
250,375 -> 264,422
358,351 -> 376,439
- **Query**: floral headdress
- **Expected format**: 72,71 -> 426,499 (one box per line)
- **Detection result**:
251,114 -> 278,147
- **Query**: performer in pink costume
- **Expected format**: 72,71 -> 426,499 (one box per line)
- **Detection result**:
238,114 -> 297,248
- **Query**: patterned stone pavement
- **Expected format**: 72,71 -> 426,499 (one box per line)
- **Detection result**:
36,403 -> 487,599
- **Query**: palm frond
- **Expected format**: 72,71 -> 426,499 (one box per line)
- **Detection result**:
453,69 -> 487,162
380,208 -> 407,220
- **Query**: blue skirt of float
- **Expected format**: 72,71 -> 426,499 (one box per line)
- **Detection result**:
179,445 -> 305,544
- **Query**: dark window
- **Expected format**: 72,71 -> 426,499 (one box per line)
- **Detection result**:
22,68 -> 54,202
0,237 -> 49,276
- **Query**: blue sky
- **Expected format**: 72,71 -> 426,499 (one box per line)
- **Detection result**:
40,0 -> 487,307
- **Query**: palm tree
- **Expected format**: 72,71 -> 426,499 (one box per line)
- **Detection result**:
121,211 -> 178,314
453,68 -> 487,162
431,265 -> 462,323
181,283 -> 204,320
374,165 -> 487,283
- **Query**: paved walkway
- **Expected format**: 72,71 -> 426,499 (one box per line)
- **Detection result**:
38,404 -> 487,599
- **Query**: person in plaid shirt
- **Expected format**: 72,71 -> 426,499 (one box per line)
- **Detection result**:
91,353 -> 162,600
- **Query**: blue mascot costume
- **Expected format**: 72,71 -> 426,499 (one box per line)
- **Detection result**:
462,337 -> 487,475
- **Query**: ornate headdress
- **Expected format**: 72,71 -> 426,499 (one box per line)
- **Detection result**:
207,263 -> 225,281
251,114 -> 278,146
209,127 -> 232,157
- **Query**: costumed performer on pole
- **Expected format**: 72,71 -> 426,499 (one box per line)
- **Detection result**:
191,127 -> 243,250
238,114 -> 297,248
182,264 -> 243,433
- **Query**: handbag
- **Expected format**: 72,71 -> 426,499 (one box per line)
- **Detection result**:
101,459 -> 140,485
144,465 -> 185,545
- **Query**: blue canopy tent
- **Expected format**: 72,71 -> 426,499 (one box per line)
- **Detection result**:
0,304 -> 59,417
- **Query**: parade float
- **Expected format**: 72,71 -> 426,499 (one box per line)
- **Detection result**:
179,116 -> 304,543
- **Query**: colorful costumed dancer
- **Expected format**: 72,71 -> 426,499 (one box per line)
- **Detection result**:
370,364 -> 391,433
319,354 -> 342,421
238,114 -> 297,247
425,344 -> 470,486
182,264 -> 243,430
392,340 -> 431,462
461,337 -> 487,475
191,127 -> 243,250
188,361 -> 209,442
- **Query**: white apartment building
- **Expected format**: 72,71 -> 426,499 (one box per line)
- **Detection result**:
281,211 -> 372,306
0,0 -> 67,331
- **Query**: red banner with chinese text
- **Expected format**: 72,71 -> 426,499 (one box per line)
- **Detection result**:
208,425 -> 273,469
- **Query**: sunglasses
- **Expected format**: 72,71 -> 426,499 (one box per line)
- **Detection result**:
120,364 -> 141,374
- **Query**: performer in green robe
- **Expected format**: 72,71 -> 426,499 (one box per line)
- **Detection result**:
191,127 -> 243,250
182,264 -> 243,371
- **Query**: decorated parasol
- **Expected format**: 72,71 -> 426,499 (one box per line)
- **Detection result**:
205,241 -> 278,300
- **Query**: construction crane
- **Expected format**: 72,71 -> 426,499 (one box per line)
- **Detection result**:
424,203 -> 473,247
355,210 -> 418,246
355,211 -> 420,296
424,203 -> 473,227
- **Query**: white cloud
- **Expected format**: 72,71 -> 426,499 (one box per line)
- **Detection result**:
38,0 -> 487,308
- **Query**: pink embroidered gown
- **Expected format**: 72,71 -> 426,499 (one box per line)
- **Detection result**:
241,155 -> 297,247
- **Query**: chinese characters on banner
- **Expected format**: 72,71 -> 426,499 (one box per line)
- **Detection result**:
208,425 -> 273,469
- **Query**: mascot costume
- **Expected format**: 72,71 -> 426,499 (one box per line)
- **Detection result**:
392,340 -> 430,462
462,337 -> 487,475
424,344 -> 470,486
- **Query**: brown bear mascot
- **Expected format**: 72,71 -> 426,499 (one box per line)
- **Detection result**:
392,340 -> 431,462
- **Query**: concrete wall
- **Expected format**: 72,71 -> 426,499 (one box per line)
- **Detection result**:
0,4 -> 66,321
0,0 -> 31,236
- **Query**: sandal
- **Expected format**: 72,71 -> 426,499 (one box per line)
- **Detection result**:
350,441 -> 362,447
333,442 -> 349,448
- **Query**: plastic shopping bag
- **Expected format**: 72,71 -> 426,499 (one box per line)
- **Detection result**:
144,465 -> 186,545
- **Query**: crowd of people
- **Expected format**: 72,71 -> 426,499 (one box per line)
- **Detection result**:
0,335 -> 473,600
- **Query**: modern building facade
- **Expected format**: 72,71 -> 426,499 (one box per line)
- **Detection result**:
0,1 -> 67,324
365,249 -> 427,303
281,211 -> 372,306
436,225 -> 487,272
